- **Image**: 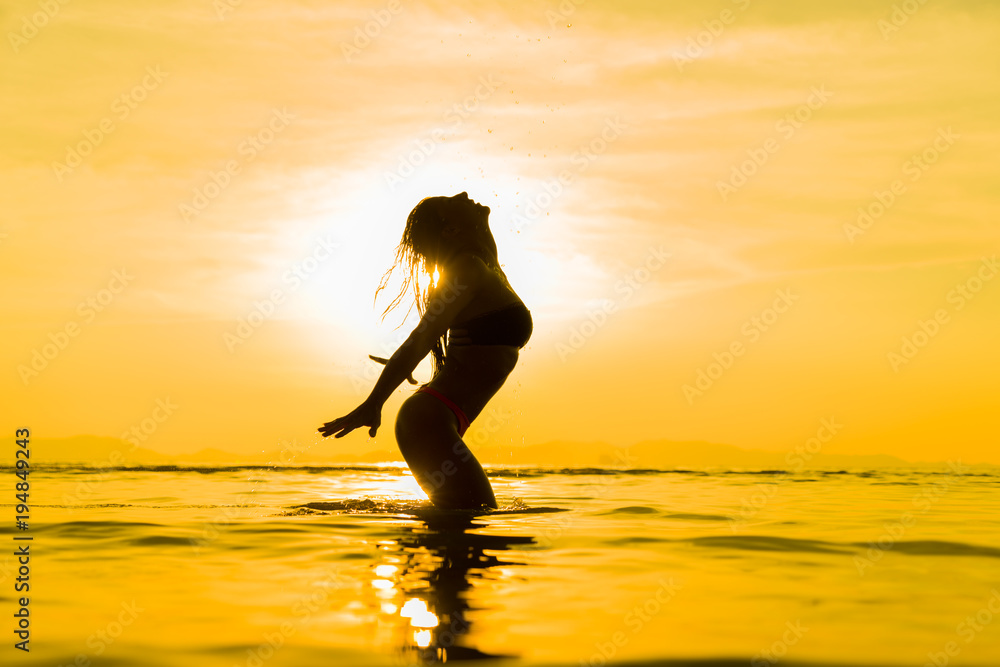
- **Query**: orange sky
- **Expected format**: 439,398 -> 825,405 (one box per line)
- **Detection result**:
2,0 -> 998,463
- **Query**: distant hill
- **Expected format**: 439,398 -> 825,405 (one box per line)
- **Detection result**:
21,435 -> 401,466
24,435 -> 175,465
11,435 -> 982,470
475,438 -> 919,469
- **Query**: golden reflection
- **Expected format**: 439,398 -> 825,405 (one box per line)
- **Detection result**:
400,598 -> 439,628
414,629 -> 432,648
375,564 -> 398,578
369,512 -> 535,662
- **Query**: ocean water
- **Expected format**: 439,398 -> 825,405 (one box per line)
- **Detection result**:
4,463 -> 1000,667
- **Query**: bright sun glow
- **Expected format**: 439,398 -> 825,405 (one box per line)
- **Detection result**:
294,159 -> 564,358
413,629 -> 432,648
375,564 -> 398,578
400,598 -> 439,629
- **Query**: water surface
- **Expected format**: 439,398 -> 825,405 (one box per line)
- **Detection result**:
5,464 -> 1000,666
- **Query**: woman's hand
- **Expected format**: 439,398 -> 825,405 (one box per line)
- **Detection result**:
318,401 -> 382,438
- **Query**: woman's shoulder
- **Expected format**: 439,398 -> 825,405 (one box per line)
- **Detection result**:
429,253 -> 487,307
443,252 -> 498,289
450,250 -> 496,271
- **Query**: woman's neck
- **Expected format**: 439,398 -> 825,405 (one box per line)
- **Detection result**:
440,237 -> 498,270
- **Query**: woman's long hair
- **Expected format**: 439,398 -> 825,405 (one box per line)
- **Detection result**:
374,197 -> 449,375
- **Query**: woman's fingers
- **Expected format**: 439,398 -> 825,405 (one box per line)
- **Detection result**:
320,402 -> 381,438
319,416 -> 344,429
323,423 -> 354,438
319,415 -> 353,438
319,409 -> 369,438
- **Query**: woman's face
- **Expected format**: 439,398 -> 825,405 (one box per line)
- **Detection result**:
416,192 -> 491,265
438,191 -> 489,229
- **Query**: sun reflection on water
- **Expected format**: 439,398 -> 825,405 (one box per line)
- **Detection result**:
368,512 -> 535,662
400,598 -> 439,628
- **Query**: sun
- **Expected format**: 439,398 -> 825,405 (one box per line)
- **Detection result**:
288,155 -> 561,369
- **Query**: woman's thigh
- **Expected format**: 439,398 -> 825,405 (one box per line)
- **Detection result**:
395,393 -> 497,509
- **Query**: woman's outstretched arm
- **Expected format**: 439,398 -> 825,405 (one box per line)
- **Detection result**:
317,336 -> 428,439
318,254 -> 483,438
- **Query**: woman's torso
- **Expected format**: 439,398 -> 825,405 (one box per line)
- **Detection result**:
426,255 -> 529,423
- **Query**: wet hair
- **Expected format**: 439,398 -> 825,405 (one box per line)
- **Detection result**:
374,196 -> 449,374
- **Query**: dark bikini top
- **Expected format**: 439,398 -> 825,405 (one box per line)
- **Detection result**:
452,301 -> 532,348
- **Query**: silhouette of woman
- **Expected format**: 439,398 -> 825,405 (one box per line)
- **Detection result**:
319,192 -> 532,509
